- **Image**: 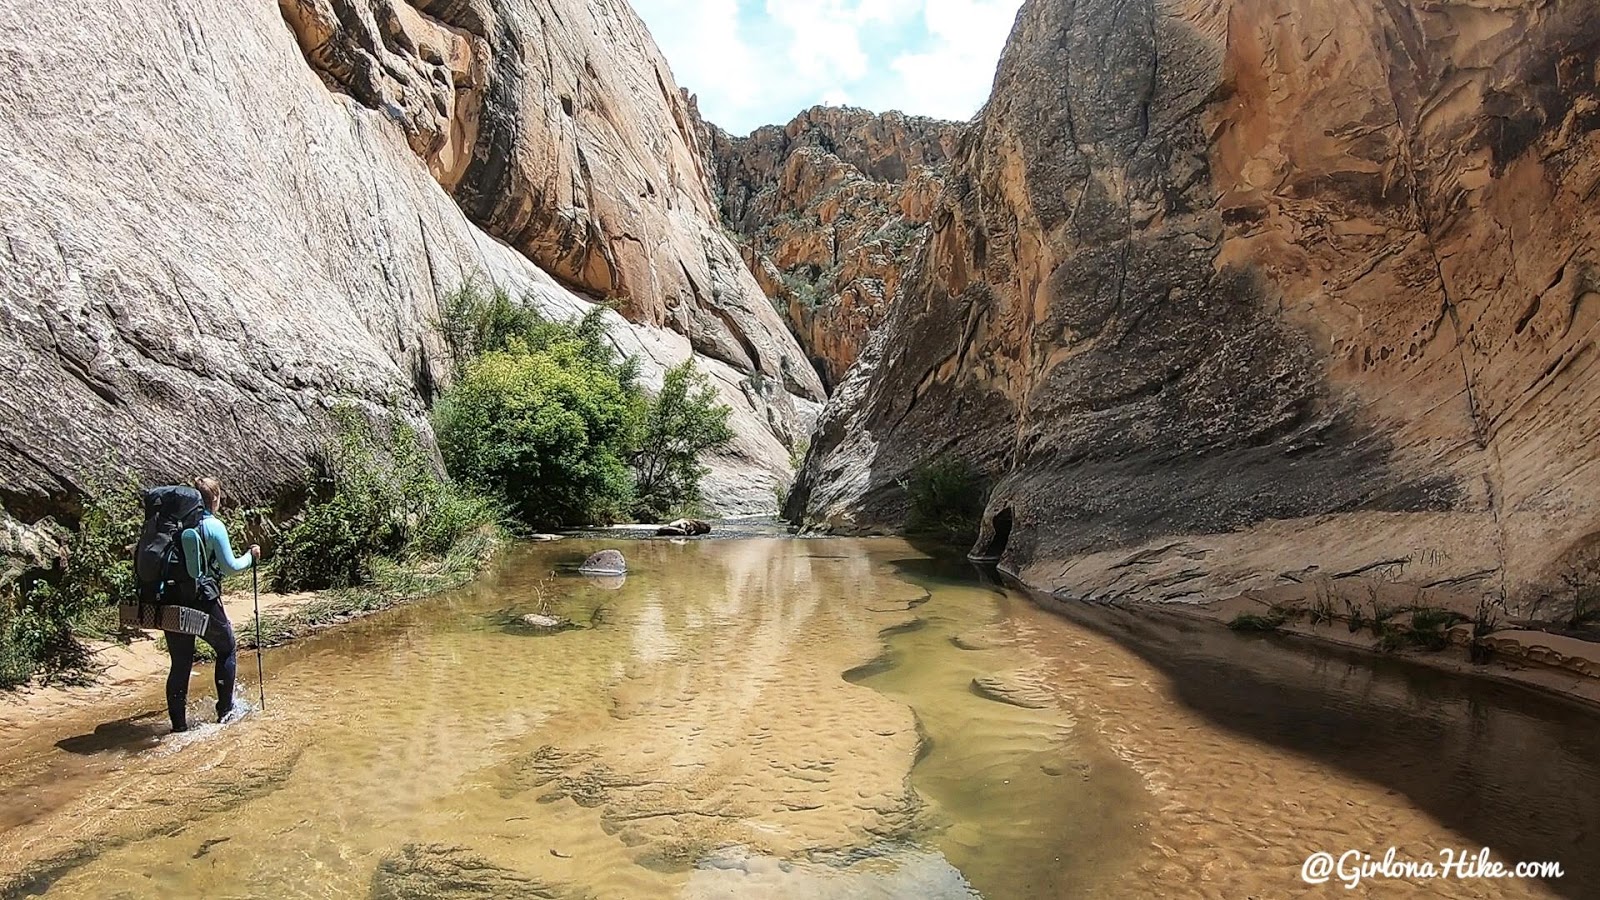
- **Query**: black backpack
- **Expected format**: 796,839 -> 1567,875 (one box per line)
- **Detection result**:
134,485 -> 207,597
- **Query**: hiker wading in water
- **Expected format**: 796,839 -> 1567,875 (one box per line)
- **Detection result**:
166,476 -> 260,733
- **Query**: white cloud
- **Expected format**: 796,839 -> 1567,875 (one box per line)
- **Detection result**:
886,0 -> 1023,121
631,0 -> 762,117
631,0 -> 1023,133
766,2 -> 864,81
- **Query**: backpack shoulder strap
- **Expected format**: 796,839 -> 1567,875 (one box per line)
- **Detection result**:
194,512 -> 219,578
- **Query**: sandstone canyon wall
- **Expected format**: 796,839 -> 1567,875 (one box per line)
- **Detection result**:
795,0 -> 1600,622
0,0 -> 821,557
279,0 -> 824,403
699,107 -> 962,389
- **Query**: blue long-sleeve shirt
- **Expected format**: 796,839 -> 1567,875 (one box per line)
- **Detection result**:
180,513 -> 254,580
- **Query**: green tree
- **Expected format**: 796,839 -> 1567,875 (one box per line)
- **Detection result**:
631,361 -> 734,521
436,341 -> 640,529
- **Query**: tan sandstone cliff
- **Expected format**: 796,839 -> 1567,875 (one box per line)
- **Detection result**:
794,0 -> 1600,625
698,106 -> 961,390
0,0 -> 821,553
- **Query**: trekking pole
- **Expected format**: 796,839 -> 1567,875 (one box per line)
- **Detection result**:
252,565 -> 266,711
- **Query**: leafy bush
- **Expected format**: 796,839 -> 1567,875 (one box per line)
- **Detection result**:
437,343 -> 641,529
0,475 -> 143,687
435,278 -> 736,529
0,598 -> 76,688
437,280 -> 632,380
272,408 -> 501,592
901,456 -> 987,546
631,361 -> 734,521
437,279 -> 542,376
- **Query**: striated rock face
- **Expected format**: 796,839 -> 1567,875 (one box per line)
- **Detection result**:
795,0 -> 1600,622
0,0 -> 817,536
275,0 -> 824,404
698,107 -> 962,389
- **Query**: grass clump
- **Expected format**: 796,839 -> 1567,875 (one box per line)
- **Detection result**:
1228,611 -> 1289,633
271,407 -> 502,593
900,456 -> 987,547
1376,607 -> 1466,653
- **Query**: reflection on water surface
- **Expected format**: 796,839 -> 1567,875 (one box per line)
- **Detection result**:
0,537 -> 1594,899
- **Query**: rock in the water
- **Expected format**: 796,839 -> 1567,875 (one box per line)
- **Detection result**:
371,843 -> 563,900
796,0 -> 1600,624
970,675 -> 1055,710
657,519 -> 712,537
585,574 -> 627,592
579,550 -> 627,576
520,614 -> 574,632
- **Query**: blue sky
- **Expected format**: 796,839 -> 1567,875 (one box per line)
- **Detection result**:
630,0 -> 1026,135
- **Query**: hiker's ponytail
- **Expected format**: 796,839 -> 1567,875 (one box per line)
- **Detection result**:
194,476 -> 223,512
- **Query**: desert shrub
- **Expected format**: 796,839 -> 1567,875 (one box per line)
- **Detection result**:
0,475 -> 143,687
272,408 -> 500,592
780,270 -> 826,310
789,437 -> 811,470
901,456 -> 987,546
437,280 -> 629,379
1228,611 -> 1289,633
630,361 -> 734,521
436,342 -> 640,529
56,476 -> 143,632
435,279 -> 740,529
438,280 -> 542,375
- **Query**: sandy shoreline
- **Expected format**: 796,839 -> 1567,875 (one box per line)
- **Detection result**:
1011,571 -> 1600,712
0,589 -> 320,741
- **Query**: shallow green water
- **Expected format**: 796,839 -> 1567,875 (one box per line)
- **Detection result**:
0,536 -> 1595,899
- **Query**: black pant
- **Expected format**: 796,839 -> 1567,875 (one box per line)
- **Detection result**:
163,578 -> 237,731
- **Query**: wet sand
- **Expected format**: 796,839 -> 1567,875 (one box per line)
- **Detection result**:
0,590 -> 316,754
